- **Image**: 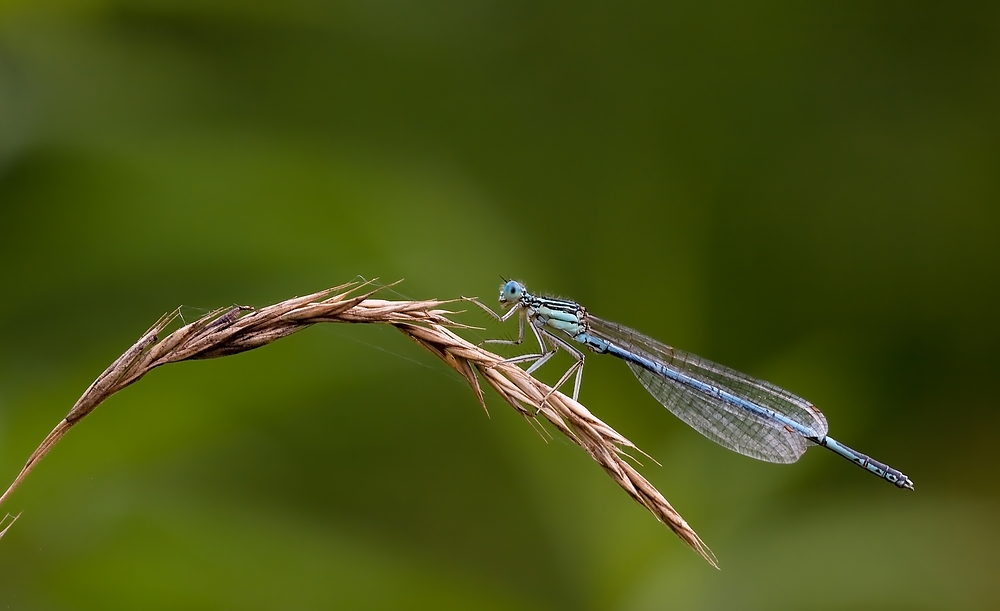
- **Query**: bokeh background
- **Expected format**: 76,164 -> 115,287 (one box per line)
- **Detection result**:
2,1 -> 998,609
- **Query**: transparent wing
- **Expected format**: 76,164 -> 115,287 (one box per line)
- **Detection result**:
588,316 -> 828,464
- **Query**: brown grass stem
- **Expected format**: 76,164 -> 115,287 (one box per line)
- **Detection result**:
0,280 -> 717,568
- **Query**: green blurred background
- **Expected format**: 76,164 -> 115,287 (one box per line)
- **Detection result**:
1,1 -> 998,609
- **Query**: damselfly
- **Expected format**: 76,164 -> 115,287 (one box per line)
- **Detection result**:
478,280 -> 913,490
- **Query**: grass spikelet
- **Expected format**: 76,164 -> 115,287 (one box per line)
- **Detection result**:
0,280 -> 717,567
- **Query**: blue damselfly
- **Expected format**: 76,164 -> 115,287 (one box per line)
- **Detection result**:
478,280 -> 913,490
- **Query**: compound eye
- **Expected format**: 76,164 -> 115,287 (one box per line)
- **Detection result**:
500,280 -> 523,302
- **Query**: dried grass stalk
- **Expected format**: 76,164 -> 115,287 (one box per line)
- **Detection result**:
0,280 -> 717,568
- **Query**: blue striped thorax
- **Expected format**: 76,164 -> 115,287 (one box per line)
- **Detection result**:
500,281 -> 587,336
